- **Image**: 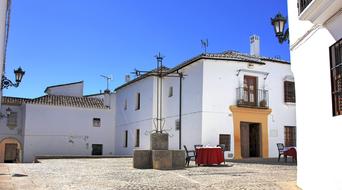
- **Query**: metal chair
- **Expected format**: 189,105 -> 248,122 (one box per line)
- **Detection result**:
277,143 -> 285,162
217,144 -> 226,164
183,145 -> 195,166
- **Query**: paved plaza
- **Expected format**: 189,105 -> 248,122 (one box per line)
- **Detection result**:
0,158 -> 298,190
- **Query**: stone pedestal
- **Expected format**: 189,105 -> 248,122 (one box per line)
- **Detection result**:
150,133 -> 168,150
133,150 -> 152,169
133,132 -> 185,170
172,150 -> 186,169
152,150 -> 172,170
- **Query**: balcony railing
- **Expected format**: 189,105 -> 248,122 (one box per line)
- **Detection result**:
236,87 -> 269,108
298,0 -> 313,15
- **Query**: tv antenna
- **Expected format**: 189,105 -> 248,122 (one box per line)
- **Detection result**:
201,39 -> 209,54
100,74 -> 112,91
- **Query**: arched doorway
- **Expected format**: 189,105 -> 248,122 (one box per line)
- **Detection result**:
0,137 -> 22,163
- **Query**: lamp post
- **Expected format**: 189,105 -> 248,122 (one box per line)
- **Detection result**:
271,13 -> 289,44
1,67 -> 25,89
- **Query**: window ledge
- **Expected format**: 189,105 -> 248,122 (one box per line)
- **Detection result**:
285,102 -> 296,105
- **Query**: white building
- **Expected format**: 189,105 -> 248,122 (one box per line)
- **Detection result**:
115,39 -> 296,159
287,0 -> 342,189
0,81 -> 116,162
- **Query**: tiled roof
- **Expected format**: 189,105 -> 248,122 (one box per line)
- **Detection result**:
1,96 -> 31,105
2,95 -> 107,109
115,51 -> 290,91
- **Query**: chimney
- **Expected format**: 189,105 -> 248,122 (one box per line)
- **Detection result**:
250,35 -> 260,57
125,75 -> 131,82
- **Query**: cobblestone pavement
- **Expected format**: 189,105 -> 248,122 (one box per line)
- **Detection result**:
1,158 -> 298,190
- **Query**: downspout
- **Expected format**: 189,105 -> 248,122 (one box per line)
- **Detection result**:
177,71 -> 183,150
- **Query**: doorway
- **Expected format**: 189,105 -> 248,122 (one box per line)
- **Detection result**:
4,143 -> 18,163
240,122 -> 261,158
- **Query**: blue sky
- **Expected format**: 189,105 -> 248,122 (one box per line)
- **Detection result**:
4,0 -> 289,98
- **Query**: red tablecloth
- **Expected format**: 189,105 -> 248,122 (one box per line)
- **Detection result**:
195,147 -> 224,165
284,147 -> 297,162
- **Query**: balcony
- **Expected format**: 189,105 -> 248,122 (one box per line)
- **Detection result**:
236,87 -> 269,109
298,0 -> 313,15
298,0 -> 342,24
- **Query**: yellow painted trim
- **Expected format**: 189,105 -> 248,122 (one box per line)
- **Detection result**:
229,106 -> 272,159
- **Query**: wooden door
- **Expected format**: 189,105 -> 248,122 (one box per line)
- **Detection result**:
240,123 -> 249,158
249,124 -> 260,157
4,144 -> 17,163
244,76 -> 257,106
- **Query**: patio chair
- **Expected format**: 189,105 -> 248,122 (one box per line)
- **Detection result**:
277,143 -> 285,162
183,145 -> 195,166
217,144 -> 226,164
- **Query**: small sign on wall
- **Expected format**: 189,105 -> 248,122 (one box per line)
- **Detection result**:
270,129 -> 278,137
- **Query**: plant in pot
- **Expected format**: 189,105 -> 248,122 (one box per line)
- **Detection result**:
259,99 -> 267,107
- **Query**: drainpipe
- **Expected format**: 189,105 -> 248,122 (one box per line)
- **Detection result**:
177,71 -> 183,150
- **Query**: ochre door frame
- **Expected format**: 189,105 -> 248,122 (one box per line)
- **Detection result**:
230,106 -> 272,159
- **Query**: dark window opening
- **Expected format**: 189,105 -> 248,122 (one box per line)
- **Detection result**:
124,130 -> 128,147
92,144 -> 103,155
135,129 -> 140,147
135,93 -> 141,110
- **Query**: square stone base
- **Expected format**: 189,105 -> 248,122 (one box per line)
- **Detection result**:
152,150 -> 172,170
150,133 -> 168,150
133,150 -> 152,169
172,150 -> 185,169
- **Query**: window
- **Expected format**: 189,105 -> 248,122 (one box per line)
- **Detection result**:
7,112 -> 17,128
135,129 -> 140,147
124,130 -> 128,147
175,119 -> 180,130
124,99 -> 127,110
284,81 -> 296,103
168,86 -> 173,97
330,38 -> 342,116
91,144 -> 103,155
284,126 -> 296,147
93,118 -> 101,127
135,93 -> 140,110
219,134 -> 231,151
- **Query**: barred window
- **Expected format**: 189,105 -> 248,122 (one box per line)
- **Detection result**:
219,134 -> 231,151
284,81 -> 296,103
284,126 -> 296,147
7,112 -> 17,128
330,38 -> 342,116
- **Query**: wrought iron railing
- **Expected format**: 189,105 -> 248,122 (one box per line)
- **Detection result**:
236,87 -> 269,108
298,0 -> 313,15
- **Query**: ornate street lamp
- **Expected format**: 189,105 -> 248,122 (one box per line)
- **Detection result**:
271,13 -> 289,44
0,107 -> 12,119
1,67 -> 25,89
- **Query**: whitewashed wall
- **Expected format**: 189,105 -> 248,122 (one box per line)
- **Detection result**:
0,104 -> 25,145
115,77 -> 155,155
288,0 -> 342,189
46,82 -> 83,97
162,60 -> 204,150
201,59 -> 295,158
22,104 -> 115,162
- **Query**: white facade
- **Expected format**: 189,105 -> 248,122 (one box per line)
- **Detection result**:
0,82 -> 116,162
287,0 -> 342,189
22,103 -> 115,162
114,51 -> 296,159
45,81 -> 84,97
